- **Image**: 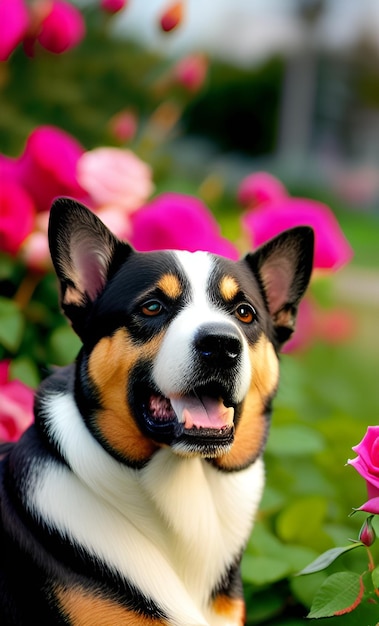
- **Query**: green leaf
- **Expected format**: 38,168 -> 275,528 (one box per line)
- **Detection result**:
0,253 -> 17,281
0,297 -> 24,352
276,496 -> 332,551
291,570 -> 329,609
298,543 -> 364,575
308,572 -> 364,619
259,485 -> 286,513
266,424 -> 325,457
9,356 -> 40,388
241,554 -> 291,586
48,325 -> 81,366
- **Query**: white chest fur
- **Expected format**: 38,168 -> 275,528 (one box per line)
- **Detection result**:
30,393 -> 264,625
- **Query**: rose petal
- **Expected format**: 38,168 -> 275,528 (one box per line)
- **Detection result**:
77,147 -> 154,212
130,192 -> 238,259
0,367 -> 34,443
351,426 -> 379,473
237,172 -> 288,207
17,125 -> 87,212
0,180 -> 35,255
37,0 -> 85,54
356,496 -> 379,515
243,198 -> 353,272
0,0 -> 29,61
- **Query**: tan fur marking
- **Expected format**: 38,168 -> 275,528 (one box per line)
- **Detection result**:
219,275 -> 239,302
88,328 -> 163,463
56,585 -> 167,626
157,274 -> 182,300
216,336 -> 279,470
212,594 -> 245,625
63,284 -> 85,306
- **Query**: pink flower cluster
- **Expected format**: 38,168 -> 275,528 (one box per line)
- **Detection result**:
238,172 -> 355,351
1,146 -> 356,444
0,0 -> 86,61
0,362 -> 34,443
348,427 -> 379,515
0,126 -> 154,269
239,172 -> 353,272
1,130 -> 354,284
130,193 -> 238,259
1,126 -> 85,265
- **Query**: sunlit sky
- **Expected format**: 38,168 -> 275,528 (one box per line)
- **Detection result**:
100,0 -> 379,65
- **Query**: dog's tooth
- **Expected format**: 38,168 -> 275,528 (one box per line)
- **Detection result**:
170,398 -> 186,424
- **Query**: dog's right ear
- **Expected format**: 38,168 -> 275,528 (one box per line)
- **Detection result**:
48,197 -> 132,337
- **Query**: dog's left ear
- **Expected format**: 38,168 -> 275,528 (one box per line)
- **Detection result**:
244,226 -> 314,347
48,197 -> 132,337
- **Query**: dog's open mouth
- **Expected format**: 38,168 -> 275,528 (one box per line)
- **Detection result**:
150,394 -> 234,431
134,384 -> 235,452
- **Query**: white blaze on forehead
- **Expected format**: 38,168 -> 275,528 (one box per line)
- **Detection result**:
175,250 -> 214,308
153,250 -> 252,402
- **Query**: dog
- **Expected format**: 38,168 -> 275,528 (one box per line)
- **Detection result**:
0,197 -> 313,625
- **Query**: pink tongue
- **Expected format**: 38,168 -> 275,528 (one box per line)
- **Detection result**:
170,396 -> 234,430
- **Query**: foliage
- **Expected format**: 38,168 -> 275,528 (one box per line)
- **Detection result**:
1,3 -> 379,624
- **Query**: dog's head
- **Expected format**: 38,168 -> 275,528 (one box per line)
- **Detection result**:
48,198 -> 313,470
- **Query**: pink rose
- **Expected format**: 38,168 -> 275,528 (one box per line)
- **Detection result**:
348,426 -> 379,514
173,54 -> 208,92
237,171 -> 288,207
130,192 -> 239,259
0,361 -> 34,443
240,173 -> 353,272
0,0 -> 29,61
16,125 -> 87,212
21,211 -> 50,272
0,180 -> 35,255
77,147 -> 154,212
35,0 -> 85,54
108,109 -> 138,144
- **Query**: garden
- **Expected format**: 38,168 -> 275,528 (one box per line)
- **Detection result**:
1,1 -> 379,624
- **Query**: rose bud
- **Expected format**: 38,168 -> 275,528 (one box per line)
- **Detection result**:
359,516 -> 376,547
160,1 -> 183,32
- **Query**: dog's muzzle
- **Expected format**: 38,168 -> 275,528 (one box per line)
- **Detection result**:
132,321 -> 249,456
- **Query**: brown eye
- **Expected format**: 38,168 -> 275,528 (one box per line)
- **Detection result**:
235,303 -> 256,324
141,300 -> 163,317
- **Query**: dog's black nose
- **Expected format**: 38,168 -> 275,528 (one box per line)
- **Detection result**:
195,323 -> 242,368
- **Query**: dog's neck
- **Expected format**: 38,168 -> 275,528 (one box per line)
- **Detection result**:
29,376 -> 264,625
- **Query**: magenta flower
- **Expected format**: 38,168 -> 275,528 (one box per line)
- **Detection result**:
0,179 -> 35,255
100,0 -> 127,14
0,361 -> 34,443
108,109 -> 138,143
348,426 -> 379,515
240,173 -> 353,272
173,54 -> 208,92
237,172 -> 287,208
130,192 -> 238,259
16,125 -> 87,212
0,0 -> 29,61
35,0 -> 85,54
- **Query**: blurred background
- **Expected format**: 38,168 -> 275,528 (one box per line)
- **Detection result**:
1,0 -> 379,624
